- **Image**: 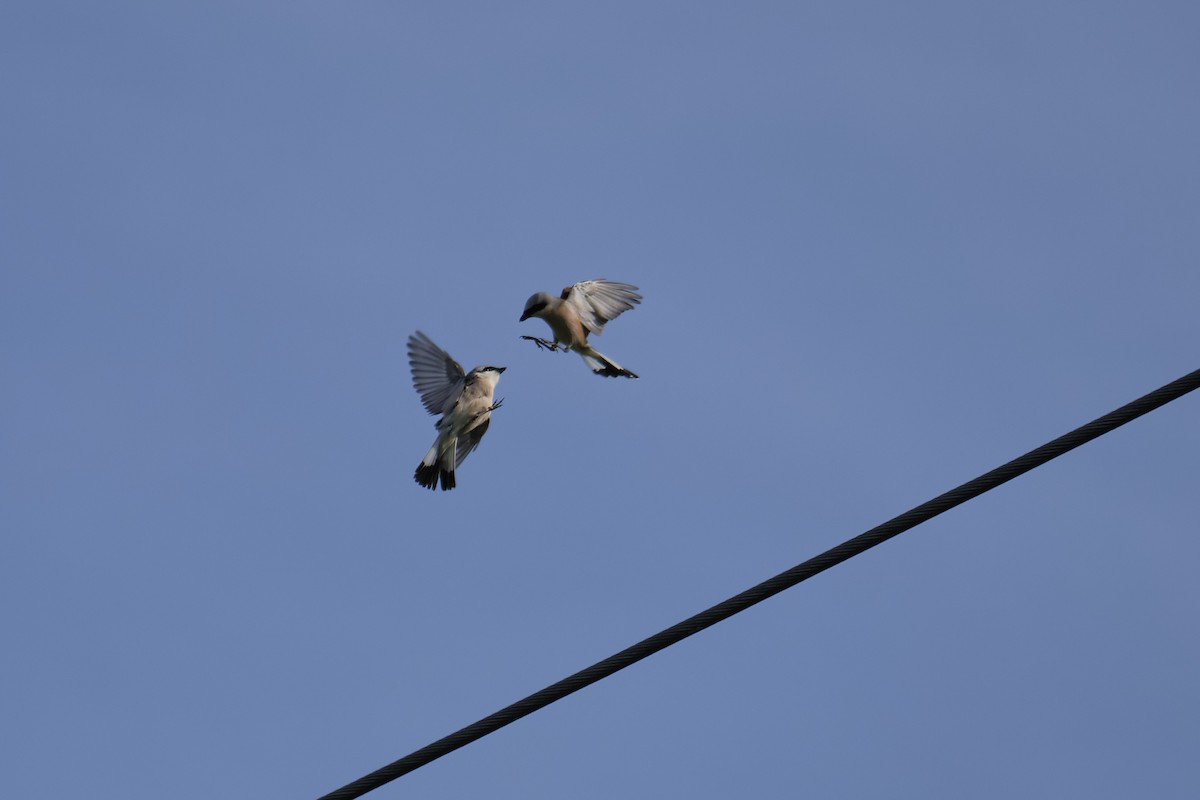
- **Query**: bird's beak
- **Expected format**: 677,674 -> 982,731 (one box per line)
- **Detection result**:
497,367 -> 507,373
519,311 -> 530,321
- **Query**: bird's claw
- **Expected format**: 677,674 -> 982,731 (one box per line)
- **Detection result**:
469,398 -> 503,423
520,335 -> 563,352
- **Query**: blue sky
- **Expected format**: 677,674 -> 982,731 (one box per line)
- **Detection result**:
2,2 -> 1198,798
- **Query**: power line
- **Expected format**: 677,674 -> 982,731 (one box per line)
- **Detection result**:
318,367 -> 1200,800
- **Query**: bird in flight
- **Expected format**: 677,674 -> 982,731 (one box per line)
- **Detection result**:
407,331 -> 505,491
519,279 -> 642,378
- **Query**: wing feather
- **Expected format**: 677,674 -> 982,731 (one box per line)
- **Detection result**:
564,279 -> 642,335
407,331 -> 465,416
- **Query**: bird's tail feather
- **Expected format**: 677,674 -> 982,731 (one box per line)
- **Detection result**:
414,442 -> 457,490
579,347 -> 638,379
414,461 -> 438,489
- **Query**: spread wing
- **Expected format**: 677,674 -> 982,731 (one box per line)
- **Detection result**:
562,279 -> 642,336
407,331 -> 465,416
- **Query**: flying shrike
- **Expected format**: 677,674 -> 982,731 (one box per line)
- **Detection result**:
519,279 -> 642,378
407,331 -> 505,491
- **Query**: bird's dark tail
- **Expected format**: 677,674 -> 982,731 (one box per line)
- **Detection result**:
414,462 -> 456,490
415,439 -> 458,491
414,462 -> 438,490
580,348 -> 638,379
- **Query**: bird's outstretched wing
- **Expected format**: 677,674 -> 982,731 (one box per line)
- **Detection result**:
562,279 -> 642,335
408,331 -> 465,416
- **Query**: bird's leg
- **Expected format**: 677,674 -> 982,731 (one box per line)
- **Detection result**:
470,398 -> 503,423
520,335 -> 563,352
465,398 -> 504,424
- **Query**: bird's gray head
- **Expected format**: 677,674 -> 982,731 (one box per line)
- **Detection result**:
468,365 -> 506,386
519,292 -> 555,321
